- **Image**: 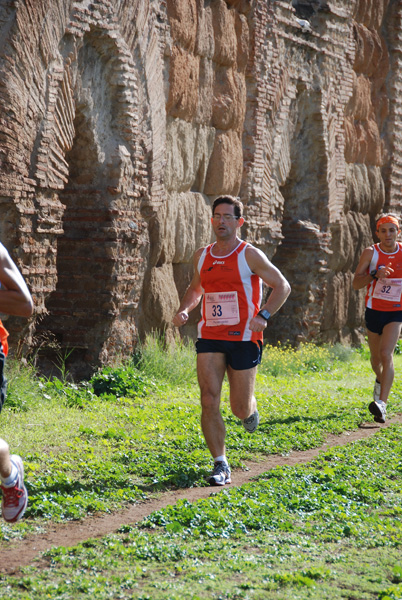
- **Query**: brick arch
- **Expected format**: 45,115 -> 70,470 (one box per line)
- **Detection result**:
34,19 -> 151,378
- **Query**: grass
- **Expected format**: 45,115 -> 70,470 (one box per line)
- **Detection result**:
2,428 -> 402,599
1,336 -> 402,598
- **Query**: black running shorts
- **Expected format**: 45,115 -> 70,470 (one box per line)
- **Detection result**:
365,307 -> 402,335
195,339 -> 263,370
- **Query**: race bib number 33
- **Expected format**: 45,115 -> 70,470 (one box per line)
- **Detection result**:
373,278 -> 402,302
205,291 -> 240,326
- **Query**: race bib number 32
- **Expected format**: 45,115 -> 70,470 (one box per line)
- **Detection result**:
205,291 -> 240,326
373,278 -> 402,302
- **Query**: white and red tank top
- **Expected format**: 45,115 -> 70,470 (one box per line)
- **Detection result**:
197,240 -> 263,342
366,242 -> 402,311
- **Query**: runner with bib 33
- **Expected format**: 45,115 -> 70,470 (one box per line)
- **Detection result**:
353,214 -> 402,424
172,196 -> 290,486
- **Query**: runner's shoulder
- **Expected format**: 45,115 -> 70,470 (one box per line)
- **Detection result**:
245,244 -> 271,267
361,245 -> 375,260
193,245 -> 210,268
194,245 -> 208,259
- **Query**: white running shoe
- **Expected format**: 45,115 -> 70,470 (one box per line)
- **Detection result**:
207,461 -> 231,486
368,400 -> 386,424
1,455 -> 28,523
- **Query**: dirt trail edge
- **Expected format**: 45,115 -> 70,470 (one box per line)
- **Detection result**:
2,415 -> 402,576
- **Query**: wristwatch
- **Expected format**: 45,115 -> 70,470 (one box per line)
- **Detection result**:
257,309 -> 271,321
370,269 -> 378,280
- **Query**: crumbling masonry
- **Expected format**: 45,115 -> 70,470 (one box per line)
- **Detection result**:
0,0 -> 400,376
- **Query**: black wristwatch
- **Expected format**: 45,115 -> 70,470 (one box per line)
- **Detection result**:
257,309 -> 271,321
370,269 -> 378,280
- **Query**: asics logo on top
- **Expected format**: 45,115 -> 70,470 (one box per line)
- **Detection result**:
213,260 -> 225,265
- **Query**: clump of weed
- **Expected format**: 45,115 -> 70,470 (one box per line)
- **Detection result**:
133,333 -> 197,386
90,363 -> 156,399
260,342 -> 356,377
4,359 -> 43,412
379,583 -> 402,599
40,378 -> 97,408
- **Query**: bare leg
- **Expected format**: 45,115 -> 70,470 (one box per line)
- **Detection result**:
367,321 -> 402,403
0,438 -> 12,480
367,330 -> 382,384
197,352 -> 227,459
226,365 -> 258,419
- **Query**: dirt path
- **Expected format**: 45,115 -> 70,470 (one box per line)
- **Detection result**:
2,415 -> 402,576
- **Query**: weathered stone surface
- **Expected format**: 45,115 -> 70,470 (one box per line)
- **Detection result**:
140,262 -> 180,334
1,0 -> 402,375
165,118 -> 215,193
166,0 -> 198,51
204,130 -> 243,195
212,66 -> 245,131
195,4 -> 215,59
166,45 -> 200,121
211,0 -> 237,67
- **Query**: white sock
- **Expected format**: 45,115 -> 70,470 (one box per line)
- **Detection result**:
1,464 -> 18,487
214,455 -> 228,465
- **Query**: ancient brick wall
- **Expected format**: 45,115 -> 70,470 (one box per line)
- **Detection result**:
0,0 -> 400,375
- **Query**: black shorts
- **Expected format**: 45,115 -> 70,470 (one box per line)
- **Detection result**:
195,339 -> 263,370
0,346 -> 7,413
365,307 -> 402,335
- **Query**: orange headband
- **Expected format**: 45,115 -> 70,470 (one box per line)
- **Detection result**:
376,216 -> 400,230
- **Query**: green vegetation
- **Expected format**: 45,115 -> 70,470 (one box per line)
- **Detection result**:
1,337 -> 402,598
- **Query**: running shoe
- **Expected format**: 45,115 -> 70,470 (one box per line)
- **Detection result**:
242,409 -> 259,433
368,400 -> 386,424
207,461 -> 231,486
1,455 -> 28,523
373,380 -> 381,403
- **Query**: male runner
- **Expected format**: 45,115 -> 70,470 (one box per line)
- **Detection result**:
0,242 -> 33,521
353,213 -> 402,424
173,196 -> 290,485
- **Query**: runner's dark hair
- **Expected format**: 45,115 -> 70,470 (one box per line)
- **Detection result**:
212,196 -> 244,218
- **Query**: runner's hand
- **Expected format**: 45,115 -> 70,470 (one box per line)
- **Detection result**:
173,311 -> 189,327
249,315 -> 268,332
377,263 -> 394,279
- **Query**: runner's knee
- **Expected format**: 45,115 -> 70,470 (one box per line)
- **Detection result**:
200,392 -> 220,412
380,347 -> 394,364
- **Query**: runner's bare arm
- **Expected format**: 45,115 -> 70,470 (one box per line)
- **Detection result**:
0,243 -> 33,318
246,246 -> 291,332
353,246 -> 394,290
353,247 -> 383,290
172,248 -> 204,327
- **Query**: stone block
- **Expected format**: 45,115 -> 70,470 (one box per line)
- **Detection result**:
212,66 -> 246,131
167,0 -> 197,51
165,118 -> 215,193
211,0 -> 237,67
345,163 -> 384,215
196,57 -> 214,124
204,130 -> 243,196
167,191 -> 213,264
195,4 -> 215,59
235,12 -> 249,72
167,45 -> 200,121
140,262 -> 180,332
